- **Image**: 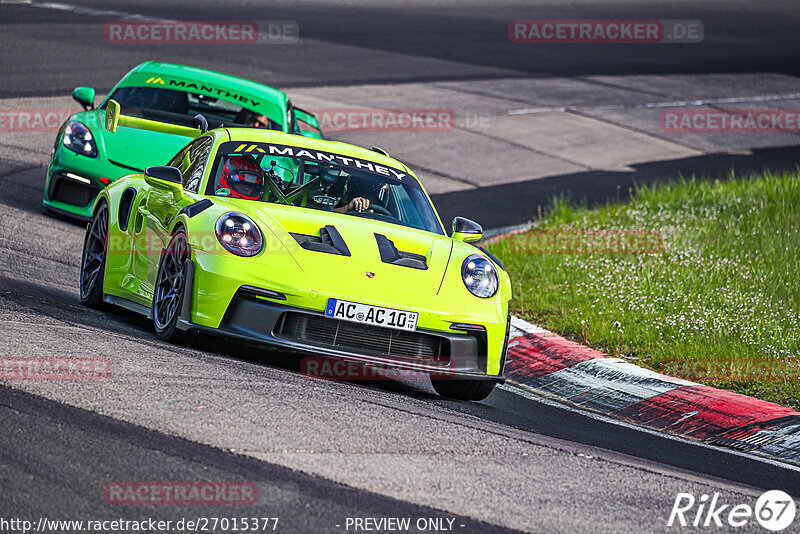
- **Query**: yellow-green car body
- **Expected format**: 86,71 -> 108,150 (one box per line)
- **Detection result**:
80,104 -> 511,400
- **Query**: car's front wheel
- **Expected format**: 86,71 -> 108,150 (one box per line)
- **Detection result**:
152,229 -> 190,342
80,202 -> 108,309
430,377 -> 496,401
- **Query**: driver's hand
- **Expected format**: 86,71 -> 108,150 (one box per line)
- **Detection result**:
348,197 -> 370,212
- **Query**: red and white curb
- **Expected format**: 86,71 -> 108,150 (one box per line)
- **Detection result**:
503,316 -> 800,466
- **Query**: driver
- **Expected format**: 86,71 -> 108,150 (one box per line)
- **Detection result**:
334,179 -> 383,214
334,196 -> 371,213
234,109 -> 274,130
218,155 -> 265,200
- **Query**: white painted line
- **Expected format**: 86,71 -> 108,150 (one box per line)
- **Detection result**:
28,1 -> 157,20
572,356 -> 697,386
532,357 -> 688,412
34,1 -> 73,10
508,107 -> 567,115
510,315 -> 551,335
508,92 -> 800,116
22,2 -> 295,44
501,382 -> 800,473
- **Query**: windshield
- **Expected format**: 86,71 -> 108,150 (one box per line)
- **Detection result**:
102,86 -> 283,131
205,141 -> 443,235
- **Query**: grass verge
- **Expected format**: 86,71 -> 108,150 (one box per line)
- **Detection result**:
487,172 -> 800,408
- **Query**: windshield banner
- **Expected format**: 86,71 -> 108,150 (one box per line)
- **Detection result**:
228,142 -> 409,182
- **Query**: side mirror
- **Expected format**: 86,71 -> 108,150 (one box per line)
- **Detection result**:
452,216 -> 483,242
299,129 -> 324,140
145,166 -> 184,201
72,87 -> 96,110
294,107 -> 324,139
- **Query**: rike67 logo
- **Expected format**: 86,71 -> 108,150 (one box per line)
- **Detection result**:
668,490 -> 796,531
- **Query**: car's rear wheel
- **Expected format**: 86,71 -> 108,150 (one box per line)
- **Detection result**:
152,229 -> 189,342
80,202 -> 108,309
430,377 -> 496,401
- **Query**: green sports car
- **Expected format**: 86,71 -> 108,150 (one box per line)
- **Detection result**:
80,101 -> 511,400
44,61 -> 322,221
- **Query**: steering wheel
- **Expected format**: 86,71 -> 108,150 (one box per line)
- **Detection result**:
349,204 -> 392,216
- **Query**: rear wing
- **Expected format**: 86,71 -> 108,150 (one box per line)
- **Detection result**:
104,99 -> 203,137
294,107 -> 324,139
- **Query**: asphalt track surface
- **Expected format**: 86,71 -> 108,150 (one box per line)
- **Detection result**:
2,1 -> 800,533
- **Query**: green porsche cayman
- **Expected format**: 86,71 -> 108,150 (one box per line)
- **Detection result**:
44,61 -> 322,221
80,101 -> 511,400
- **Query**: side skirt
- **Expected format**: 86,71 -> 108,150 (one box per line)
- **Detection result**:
103,294 -> 152,317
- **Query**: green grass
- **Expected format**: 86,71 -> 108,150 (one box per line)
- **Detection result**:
487,171 -> 800,408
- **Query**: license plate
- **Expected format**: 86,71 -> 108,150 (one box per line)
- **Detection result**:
325,298 -> 418,332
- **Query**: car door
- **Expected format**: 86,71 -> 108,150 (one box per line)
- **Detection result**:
127,185 -> 156,303
129,137 -> 211,301
142,136 -> 214,294
130,142 -> 189,300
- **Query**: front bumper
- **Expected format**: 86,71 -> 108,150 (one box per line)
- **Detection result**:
178,260 -> 507,381
43,148 -> 140,221
42,169 -> 102,222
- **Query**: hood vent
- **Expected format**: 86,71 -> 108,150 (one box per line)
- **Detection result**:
291,225 -> 351,256
375,233 -> 428,270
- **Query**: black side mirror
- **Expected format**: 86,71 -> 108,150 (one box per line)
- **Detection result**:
144,166 -> 184,201
145,166 -> 182,184
452,216 -> 483,242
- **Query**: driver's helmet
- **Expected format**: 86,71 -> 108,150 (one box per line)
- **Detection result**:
219,155 -> 264,200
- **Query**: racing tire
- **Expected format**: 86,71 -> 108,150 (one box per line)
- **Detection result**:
152,229 -> 190,343
80,202 -> 108,309
430,377 -> 496,401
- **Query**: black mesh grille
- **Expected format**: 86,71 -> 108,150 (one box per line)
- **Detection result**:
278,313 -> 446,361
50,174 -> 97,207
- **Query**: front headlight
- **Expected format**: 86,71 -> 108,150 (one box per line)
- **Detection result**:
215,212 -> 263,257
461,254 -> 498,298
62,121 -> 97,157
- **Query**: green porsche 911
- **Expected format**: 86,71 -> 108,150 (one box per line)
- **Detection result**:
44,61 -> 322,221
